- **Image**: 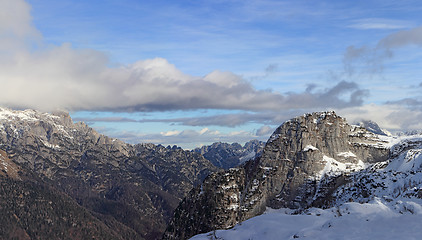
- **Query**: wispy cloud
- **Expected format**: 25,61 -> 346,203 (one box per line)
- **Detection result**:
349,18 -> 412,30
73,117 -> 138,123
385,98 -> 422,110
343,25 -> 422,77
341,25 -> 422,119
379,25 -> 422,48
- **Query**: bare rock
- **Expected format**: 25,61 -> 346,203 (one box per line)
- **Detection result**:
164,111 -> 391,240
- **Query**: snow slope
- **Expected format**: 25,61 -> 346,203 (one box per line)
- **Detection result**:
191,134 -> 422,240
191,201 -> 422,240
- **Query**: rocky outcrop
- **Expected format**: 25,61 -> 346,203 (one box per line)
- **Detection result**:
0,107 -> 218,240
164,111 -> 391,239
193,140 -> 265,169
0,149 -> 21,180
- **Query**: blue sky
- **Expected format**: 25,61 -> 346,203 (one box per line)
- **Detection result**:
2,0 -> 422,148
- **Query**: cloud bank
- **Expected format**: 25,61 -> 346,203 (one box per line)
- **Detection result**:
0,0 -> 368,113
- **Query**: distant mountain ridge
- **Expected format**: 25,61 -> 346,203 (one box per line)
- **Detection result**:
193,140 -> 265,169
355,119 -> 391,136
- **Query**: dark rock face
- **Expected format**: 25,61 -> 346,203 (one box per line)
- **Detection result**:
164,167 -> 245,240
0,175 -> 128,240
0,108 -> 218,240
164,112 -> 391,240
193,140 -> 265,169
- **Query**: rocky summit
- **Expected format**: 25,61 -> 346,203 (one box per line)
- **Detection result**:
164,111 -> 392,239
190,124 -> 422,240
0,107 -> 218,240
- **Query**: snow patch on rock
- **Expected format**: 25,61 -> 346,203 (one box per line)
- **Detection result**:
303,145 -> 318,152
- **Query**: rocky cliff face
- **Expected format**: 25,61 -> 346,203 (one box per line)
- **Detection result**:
189,132 -> 422,239
164,111 -> 391,239
0,107 -> 218,240
193,140 -> 265,169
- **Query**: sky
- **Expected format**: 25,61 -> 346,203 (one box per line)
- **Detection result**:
1,0 -> 422,149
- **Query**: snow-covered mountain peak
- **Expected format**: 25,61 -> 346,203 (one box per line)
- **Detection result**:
0,107 -> 133,170
190,132 -> 422,240
0,107 -> 44,122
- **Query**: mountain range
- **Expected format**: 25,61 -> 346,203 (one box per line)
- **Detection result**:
2,107 -> 422,240
0,107 -> 262,239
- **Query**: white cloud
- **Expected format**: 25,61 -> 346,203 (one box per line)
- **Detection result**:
349,18 -> 412,30
0,0 -> 41,51
199,128 -> 210,135
0,43 -> 367,112
203,71 -> 241,88
160,130 -> 181,136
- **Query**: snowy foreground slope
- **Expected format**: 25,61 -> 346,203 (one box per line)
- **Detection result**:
191,134 -> 422,240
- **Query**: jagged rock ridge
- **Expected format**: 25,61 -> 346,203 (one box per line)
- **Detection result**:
0,107 -> 219,240
164,111 -> 391,239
